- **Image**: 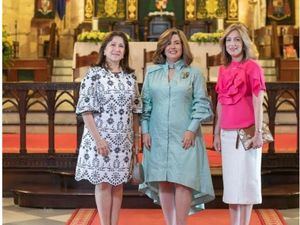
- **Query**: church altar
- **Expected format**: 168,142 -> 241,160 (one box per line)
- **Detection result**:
73,42 -> 221,83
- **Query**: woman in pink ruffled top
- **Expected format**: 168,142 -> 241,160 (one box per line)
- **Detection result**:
213,23 -> 266,225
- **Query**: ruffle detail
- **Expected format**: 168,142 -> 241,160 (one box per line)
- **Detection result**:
216,68 -> 247,105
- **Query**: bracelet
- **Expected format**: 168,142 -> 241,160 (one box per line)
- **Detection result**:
255,128 -> 262,133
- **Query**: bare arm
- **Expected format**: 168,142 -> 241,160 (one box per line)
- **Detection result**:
213,102 -> 222,152
82,112 -> 109,156
133,113 -> 141,152
252,91 -> 264,148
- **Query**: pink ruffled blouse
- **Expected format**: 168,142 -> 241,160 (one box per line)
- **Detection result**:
215,59 -> 266,129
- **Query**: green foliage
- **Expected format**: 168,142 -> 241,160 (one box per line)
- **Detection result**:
2,26 -> 13,68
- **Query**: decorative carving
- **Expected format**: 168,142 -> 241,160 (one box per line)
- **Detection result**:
127,0 -> 138,20
206,0 -> 218,18
96,0 -> 126,19
2,81 -> 299,183
104,0 -> 118,17
84,0 -> 94,21
228,0 -> 238,20
196,0 -> 207,18
185,0 -> 196,20
195,0 -> 226,19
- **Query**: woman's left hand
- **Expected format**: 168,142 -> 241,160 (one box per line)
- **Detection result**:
182,131 -> 195,150
252,132 -> 263,149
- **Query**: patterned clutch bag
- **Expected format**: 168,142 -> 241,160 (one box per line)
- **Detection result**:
238,122 -> 274,150
129,148 -> 144,185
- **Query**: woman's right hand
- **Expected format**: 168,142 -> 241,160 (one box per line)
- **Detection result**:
213,134 -> 221,152
95,139 -> 109,156
143,133 -> 151,150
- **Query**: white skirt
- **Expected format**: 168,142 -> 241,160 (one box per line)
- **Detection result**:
221,129 -> 262,204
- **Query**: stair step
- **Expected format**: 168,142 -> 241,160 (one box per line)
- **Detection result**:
53,67 -> 73,76
258,59 -> 276,67
53,59 -> 73,67
263,68 -> 276,75
51,75 -> 73,82
12,183 -> 299,209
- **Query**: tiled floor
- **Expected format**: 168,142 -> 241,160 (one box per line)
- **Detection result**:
3,198 -> 73,225
2,198 -> 299,225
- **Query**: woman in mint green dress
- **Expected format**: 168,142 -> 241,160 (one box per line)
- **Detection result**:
139,28 -> 215,225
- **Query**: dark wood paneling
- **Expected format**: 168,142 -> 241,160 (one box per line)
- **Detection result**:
277,58 -> 299,81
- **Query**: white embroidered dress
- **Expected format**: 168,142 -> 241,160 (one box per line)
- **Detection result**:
75,67 -> 141,185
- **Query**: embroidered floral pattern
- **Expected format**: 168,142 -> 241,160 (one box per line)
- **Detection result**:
75,67 -> 142,185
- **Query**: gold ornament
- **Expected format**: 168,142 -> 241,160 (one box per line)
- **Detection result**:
85,0 -> 94,20
104,0 -> 118,17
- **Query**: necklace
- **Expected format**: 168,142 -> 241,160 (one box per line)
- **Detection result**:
168,64 -> 175,70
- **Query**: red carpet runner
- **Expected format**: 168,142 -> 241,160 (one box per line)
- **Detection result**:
66,209 -> 287,225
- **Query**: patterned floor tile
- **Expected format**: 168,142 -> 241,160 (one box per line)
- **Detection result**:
3,210 -> 42,223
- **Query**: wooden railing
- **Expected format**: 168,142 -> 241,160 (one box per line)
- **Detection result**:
3,81 -> 299,169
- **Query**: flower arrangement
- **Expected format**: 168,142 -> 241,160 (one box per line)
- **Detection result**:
190,31 -> 223,44
77,30 -> 131,43
2,26 -> 13,67
77,30 -> 109,43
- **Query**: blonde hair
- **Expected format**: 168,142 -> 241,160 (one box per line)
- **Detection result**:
153,28 -> 193,66
220,23 -> 259,66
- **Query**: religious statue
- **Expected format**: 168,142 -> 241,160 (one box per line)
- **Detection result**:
38,0 -> 52,15
35,0 -> 55,19
148,0 -> 175,16
267,0 -> 291,21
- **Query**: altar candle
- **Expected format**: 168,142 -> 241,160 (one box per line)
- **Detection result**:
217,18 -> 224,31
92,17 -> 98,31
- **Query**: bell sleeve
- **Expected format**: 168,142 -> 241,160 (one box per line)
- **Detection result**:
76,68 -> 101,115
140,72 -> 152,134
248,62 -> 266,96
187,71 -> 213,133
132,80 -> 142,114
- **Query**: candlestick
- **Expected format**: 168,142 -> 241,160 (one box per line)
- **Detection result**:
217,18 -> 224,31
92,17 -> 98,31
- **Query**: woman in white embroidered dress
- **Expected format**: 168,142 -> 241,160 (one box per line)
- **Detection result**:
75,31 -> 141,225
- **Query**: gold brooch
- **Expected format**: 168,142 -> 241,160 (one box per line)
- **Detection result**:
181,71 -> 190,79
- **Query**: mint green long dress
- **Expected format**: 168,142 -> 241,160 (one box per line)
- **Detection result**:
139,60 -> 215,214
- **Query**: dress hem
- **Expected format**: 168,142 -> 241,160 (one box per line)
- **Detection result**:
75,176 -> 129,186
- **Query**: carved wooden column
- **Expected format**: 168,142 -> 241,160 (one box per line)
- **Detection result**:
46,90 -> 57,154
18,90 -> 28,154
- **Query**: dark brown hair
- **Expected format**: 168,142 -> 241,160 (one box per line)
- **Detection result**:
152,28 -> 193,66
95,31 -> 134,73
